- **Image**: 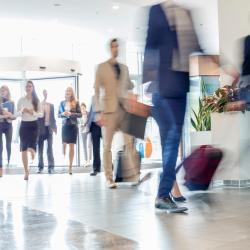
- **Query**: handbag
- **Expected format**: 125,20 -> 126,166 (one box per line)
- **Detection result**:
224,101 -> 246,112
120,96 -> 151,139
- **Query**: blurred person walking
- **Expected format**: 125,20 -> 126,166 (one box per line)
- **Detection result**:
17,81 -> 43,180
87,102 -> 102,176
239,35 -> 250,88
37,90 -> 57,174
94,38 -> 134,188
0,85 -> 16,177
143,0 -> 201,212
79,102 -> 92,167
58,87 -> 82,175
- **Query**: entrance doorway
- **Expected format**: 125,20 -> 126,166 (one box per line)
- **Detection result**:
0,74 -> 81,168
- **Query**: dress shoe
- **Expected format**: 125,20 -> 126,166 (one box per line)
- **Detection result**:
48,169 -> 55,174
37,169 -> 43,174
90,171 -> 99,176
170,193 -> 187,203
155,197 -> 188,213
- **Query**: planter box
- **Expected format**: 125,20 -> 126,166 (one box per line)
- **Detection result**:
190,131 -> 212,152
211,112 -> 250,181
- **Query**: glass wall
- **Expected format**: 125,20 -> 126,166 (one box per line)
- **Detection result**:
127,49 -> 161,164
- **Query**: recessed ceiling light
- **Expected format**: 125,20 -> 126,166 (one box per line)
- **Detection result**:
54,3 -> 61,7
112,5 -> 119,10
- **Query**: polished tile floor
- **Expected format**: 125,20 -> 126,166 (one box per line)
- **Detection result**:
0,204 -> 138,250
0,170 -> 250,250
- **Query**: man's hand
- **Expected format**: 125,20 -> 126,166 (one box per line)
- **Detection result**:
53,128 -> 57,134
221,65 -> 240,88
96,113 -> 105,127
127,92 -> 138,101
124,93 -> 138,113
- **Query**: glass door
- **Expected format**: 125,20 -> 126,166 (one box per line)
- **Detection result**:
0,76 -> 81,168
127,51 -> 161,164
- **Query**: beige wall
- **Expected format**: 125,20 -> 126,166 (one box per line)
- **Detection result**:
218,0 -> 250,70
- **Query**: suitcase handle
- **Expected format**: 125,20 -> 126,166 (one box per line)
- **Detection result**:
175,162 -> 183,174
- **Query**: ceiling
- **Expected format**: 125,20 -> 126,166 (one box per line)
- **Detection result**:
0,0 -> 219,53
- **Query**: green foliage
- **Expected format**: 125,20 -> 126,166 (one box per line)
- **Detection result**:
191,98 -> 211,131
191,82 -> 234,132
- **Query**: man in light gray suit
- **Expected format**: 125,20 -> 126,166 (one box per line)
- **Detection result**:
37,90 -> 57,174
94,38 -> 134,188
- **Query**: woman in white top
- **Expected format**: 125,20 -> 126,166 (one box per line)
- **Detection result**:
17,81 -> 42,180
79,103 -> 92,167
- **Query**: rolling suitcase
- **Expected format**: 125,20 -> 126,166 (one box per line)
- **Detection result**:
114,150 -> 141,182
176,145 -> 223,191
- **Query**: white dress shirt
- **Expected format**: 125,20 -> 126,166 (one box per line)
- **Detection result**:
42,101 -> 51,126
17,96 -> 43,121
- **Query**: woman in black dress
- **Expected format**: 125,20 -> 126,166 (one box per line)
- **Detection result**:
58,87 -> 82,174
0,85 -> 16,177
17,81 -> 42,180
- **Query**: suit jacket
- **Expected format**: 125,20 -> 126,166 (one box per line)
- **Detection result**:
86,104 -> 95,130
242,35 -> 250,76
0,101 -> 15,123
58,101 -> 82,126
94,59 -> 134,113
143,3 -> 200,98
38,103 -> 57,136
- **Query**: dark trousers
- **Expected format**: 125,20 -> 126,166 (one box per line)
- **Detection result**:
90,122 -> 102,172
0,122 -> 12,167
38,126 -> 55,170
152,93 -> 187,198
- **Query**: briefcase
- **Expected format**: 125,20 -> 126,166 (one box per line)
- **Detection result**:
121,99 -> 151,139
121,113 -> 148,139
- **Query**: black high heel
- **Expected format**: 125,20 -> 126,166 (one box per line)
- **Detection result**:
170,193 -> 187,202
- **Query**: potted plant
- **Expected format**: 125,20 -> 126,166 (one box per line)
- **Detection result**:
190,101 -> 212,149
190,81 -> 212,150
190,83 -> 239,149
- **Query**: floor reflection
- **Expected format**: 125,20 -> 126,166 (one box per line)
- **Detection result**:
0,202 -> 139,250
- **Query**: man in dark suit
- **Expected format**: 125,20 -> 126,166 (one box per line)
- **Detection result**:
87,102 -> 102,176
143,1 -> 201,212
37,90 -> 57,174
